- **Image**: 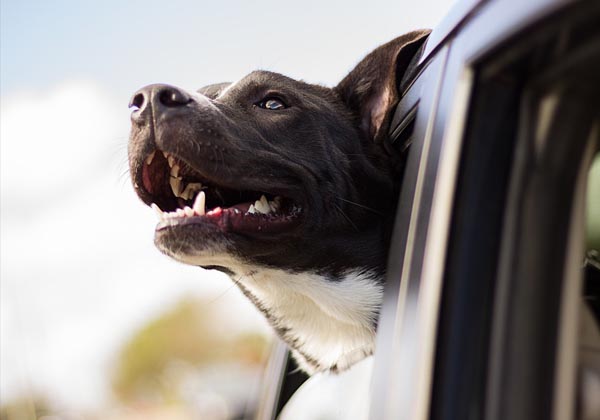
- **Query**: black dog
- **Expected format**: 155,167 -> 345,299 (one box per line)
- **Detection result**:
128,30 -> 429,374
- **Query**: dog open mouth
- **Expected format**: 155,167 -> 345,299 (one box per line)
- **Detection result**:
138,149 -> 303,235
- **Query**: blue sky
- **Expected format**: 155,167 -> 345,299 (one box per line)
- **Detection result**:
0,0 -> 454,411
2,0 -> 453,95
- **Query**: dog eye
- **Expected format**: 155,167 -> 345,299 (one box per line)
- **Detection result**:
256,97 -> 287,110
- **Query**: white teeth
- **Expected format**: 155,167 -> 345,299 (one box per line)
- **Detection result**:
171,164 -> 180,178
181,182 -> 203,200
167,155 -> 175,168
170,176 -> 182,196
193,191 -> 206,215
270,196 -> 281,212
154,191 -> 286,222
253,195 -> 272,214
260,195 -> 269,208
151,203 -> 163,218
162,151 -> 169,158
145,151 -> 156,165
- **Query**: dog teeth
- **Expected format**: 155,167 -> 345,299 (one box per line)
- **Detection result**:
151,203 -> 163,217
193,191 -> 206,215
249,195 -> 282,215
254,195 -> 271,214
181,182 -> 203,200
170,176 -> 183,196
270,196 -> 281,212
145,151 -> 156,165
260,194 -> 269,208
152,191 -> 287,223
171,164 -> 180,178
167,155 -> 176,168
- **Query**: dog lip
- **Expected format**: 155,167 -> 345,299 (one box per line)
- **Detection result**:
154,205 -> 303,235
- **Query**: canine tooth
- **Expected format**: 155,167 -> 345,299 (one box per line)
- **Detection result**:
167,155 -> 175,168
171,164 -> 180,178
151,203 -> 163,218
248,204 -> 257,214
184,206 -> 194,217
193,191 -> 206,215
170,177 -> 182,196
162,151 -> 169,158
145,151 -> 156,165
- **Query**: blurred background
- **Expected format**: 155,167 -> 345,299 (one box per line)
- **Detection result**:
1,1 -> 455,419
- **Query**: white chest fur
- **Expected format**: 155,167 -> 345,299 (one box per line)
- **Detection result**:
234,266 -> 383,373
172,251 -> 384,373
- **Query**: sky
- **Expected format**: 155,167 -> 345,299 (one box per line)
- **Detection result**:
0,0 -> 455,412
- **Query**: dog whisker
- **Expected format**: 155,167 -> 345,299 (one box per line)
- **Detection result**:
335,196 -> 384,216
206,282 -> 238,306
333,203 -> 360,232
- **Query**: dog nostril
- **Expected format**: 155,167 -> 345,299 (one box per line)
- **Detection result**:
129,93 -> 145,110
159,88 -> 191,108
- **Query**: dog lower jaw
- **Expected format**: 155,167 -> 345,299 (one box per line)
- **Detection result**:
169,249 -> 383,374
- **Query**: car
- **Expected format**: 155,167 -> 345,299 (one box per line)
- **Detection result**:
253,0 -> 600,418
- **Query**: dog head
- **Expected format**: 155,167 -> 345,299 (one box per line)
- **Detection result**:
128,30 -> 428,279
128,31 -> 429,373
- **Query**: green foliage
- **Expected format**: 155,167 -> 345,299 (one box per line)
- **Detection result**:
588,153 -> 600,250
0,395 -> 52,420
111,297 -> 268,403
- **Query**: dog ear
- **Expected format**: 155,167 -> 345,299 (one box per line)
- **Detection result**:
335,30 -> 430,144
197,82 -> 232,99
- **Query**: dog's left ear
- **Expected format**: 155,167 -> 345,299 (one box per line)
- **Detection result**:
335,30 -> 430,144
198,82 -> 232,99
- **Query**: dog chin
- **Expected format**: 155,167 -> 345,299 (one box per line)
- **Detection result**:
153,223 -> 237,268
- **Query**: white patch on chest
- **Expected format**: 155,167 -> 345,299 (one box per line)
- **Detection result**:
236,266 -> 383,373
173,252 -> 384,373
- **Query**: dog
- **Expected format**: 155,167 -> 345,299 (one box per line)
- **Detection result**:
128,30 -> 430,374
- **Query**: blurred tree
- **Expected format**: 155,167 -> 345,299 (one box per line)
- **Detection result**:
0,395 -> 52,420
111,297 -> 268,404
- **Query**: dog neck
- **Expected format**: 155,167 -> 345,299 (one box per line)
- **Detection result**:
230,265 -> 383,373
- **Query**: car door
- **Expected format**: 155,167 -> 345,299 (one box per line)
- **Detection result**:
373,1 -> 600,420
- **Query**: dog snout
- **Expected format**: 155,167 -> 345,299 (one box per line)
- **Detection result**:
129,84 -> 192,124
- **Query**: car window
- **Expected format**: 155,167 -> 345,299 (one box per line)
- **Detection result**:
581,150 -> 600,420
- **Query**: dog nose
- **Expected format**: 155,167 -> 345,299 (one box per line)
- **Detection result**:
129,84 -> 191,122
